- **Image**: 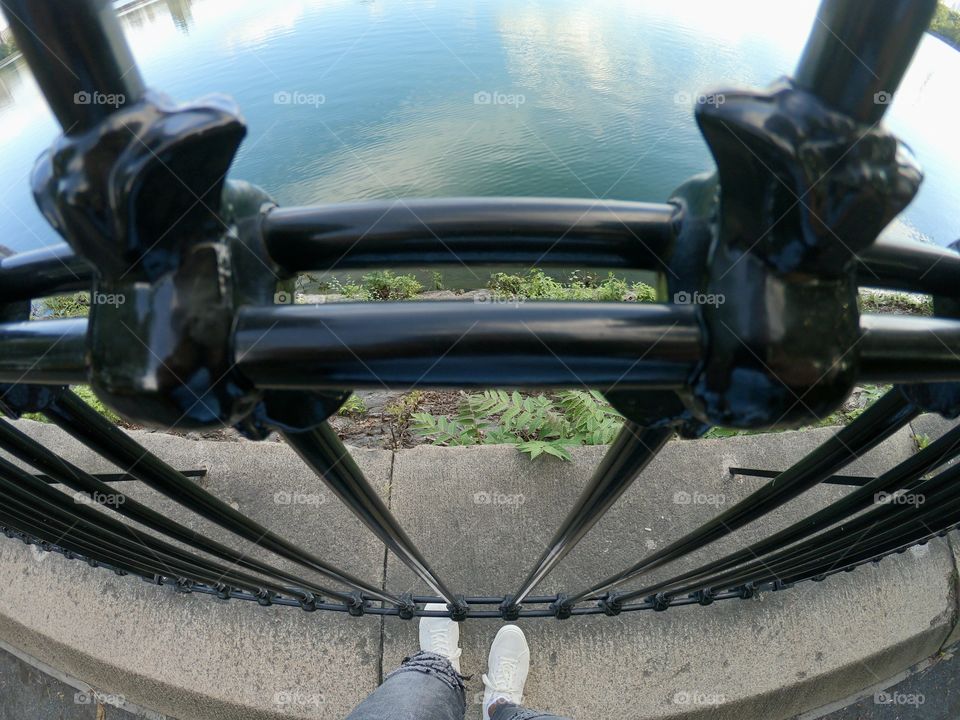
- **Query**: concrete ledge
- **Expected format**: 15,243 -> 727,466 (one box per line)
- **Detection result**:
0,417 -> 958,719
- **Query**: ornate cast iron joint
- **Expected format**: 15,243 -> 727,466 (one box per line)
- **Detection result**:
31,92 -> 286,429
679,80 -> 922,428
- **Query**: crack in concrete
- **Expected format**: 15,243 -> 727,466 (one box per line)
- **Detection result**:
376,450 -> 396,685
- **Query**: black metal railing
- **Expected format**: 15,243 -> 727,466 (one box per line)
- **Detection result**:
1,0 -> 959,620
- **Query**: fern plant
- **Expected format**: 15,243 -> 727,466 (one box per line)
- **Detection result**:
411,389 -> 624,460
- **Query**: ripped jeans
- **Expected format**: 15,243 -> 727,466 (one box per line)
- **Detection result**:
345,651 -> 571,720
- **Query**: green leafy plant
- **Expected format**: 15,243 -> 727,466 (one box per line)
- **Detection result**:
337,394 -> 367,416
432,271 -> 444,291
857,290 -> 932,316
35,293 -> 90,318
914,433 -> 932,451
335,271 -> 423,300
487,268 -> 655,302
21,385 -> 121,425
412,389 -> 625,460
385,391 -> 424,449
930,3 -> 960,48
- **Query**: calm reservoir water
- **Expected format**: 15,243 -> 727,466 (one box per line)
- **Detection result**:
1,0 -> 958,276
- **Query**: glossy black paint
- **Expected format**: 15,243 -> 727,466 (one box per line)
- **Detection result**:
282,422 -> 460,612
0,417 -> 347,601
0,319 -> 88,385
0,244 -> 91,304
632,422 -> 960,600
44,390 -> 395,606
233,302 -> 701,392
860,315 -> 960,382
0,454 -> 295,597
263,199 -> 675,273
0,0 -> 955,620
687,79 -> 922,428
709,460 -> 960,592
857,235 -> 960,297
565,390 -> 918,605
506,422 -> 674,611
794,0 -> 937,123
0,0 -> 144,132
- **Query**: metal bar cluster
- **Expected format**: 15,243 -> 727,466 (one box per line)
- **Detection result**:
0,0 -> 957,621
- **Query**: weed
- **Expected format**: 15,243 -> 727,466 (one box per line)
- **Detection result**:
412,389 -> 624,460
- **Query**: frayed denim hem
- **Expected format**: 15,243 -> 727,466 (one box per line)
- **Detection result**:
387,650 -> 467,702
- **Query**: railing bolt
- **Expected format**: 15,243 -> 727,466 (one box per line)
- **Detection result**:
550,595 -> 573,620
397,593 -> 416,620
692,589 -> 714,606
647,593 -> 670,611
448,596 -> 470,622
598,594 -> 623,616
298,592 -> 318,612
498,596 -> 520,622
347,592 -> 366,617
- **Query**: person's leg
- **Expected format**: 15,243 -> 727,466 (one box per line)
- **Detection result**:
346,604 -> 465,720
489,703 -> 571,720
480,626 -> 572,720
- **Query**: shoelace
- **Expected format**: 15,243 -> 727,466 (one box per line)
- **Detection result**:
482,657 -> 518,695
430,628 -> 462,662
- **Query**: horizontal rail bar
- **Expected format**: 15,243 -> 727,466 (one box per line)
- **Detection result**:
262,198 -> 676,274
859,315 -> 960,381
0,320 -> 88,384
9,314 -> 960,389
0,244 -> 92,304
729,467 -> 874,487
234,302 -> 701,390
4,215 -> 955,305
31,468 -> 206,485
857,236 -> 960,297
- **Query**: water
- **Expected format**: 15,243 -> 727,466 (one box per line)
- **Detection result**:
1,0 -> 958,271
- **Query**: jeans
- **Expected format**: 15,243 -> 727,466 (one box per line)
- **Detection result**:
345,651 -> 571,720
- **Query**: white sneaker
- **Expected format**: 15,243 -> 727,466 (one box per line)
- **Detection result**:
481,625 -> 530,719
419,603 -> 462,673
